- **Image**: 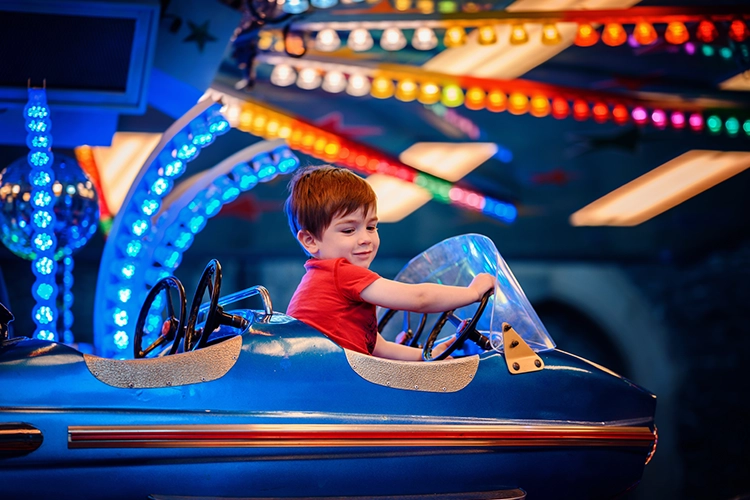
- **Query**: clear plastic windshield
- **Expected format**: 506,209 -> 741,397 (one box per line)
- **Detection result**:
391,234 -> 555,353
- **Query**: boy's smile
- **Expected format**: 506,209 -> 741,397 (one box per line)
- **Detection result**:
299,206 -> 380,268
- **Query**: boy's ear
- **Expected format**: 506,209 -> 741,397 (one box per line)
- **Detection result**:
296,230 -> 318,255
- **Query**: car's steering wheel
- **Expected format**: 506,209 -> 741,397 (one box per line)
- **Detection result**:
184,259 -> 222,352
134,276 -> 186,358
377,309 -> 428,347
422,290 -> 494,361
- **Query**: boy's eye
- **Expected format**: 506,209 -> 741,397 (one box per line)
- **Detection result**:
367,226 -> 378,231
342,228 -> 355,234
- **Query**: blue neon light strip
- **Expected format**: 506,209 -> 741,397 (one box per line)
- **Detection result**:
25,88 -> 58,341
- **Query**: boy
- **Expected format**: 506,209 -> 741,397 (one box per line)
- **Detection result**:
285,165 -> 495,361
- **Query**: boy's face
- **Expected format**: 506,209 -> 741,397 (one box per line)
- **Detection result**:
298,206 -> 379,269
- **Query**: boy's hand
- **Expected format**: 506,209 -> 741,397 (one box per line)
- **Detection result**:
432,334 -> 456,360
468,273 -> 496,301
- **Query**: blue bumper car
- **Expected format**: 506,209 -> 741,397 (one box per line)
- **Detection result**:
0,234 -> 656,499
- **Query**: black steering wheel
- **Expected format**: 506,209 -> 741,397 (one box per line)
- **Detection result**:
183,259 -> 252,352
184,259 -> 222,352
134,276 -> 186,358
422,290 -> 494,362
377,309 -> 428,347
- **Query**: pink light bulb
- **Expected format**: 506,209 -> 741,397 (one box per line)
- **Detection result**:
689,113 -> 704,131
671,111 -> 686,129
632,107 -> 648,124
651,109 -> 667,127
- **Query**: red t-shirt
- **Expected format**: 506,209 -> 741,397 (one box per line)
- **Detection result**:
287,258 -> 381,354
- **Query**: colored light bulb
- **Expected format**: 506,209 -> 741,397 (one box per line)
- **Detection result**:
575,23 -> 599,47
551,97 -> 570,119
508,92 -> 529,115
441,84 -> 464,107
541,24 -> 562,45
612,104 -> 629,124
464,87 -> 485,110
395,79 -> 418,102
573,99 -> 590,121
592,102 -> 609,122
689,113 -> 703,131
509,24 -> 528,45
444,26 -> 467,47
529,95 -> 550,117
665,22 -> 689,44
632,107 -> 648,125
486,90 -> 506,112
633,22 -> 657,45
651,109 -> 667,128
477,26 -> 497,45
695,20 -> 718,43
370,77 -> 395,99
729,20 -> 748,42
602,23 -> 627,46
670,111 -> 686,129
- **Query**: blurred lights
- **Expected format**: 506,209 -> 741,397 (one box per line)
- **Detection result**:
509,24 -> 528,45
602,23 -> 627,46
322,71 -> 347,93
296,68 -> 322,90
441,84 -> 464,107
418,82 -> 441,104
665,21 -> 689,44
348,28 -> 374,51
695,20 -> 718,43
729,20 -> 748,42
315,29 -> 341,51
541,24 -> 562,45
381,27 -> 407,51
371,77 -> 395,99
551,97 -> 570,119
633,22 -> 657,45
477,26 -> 497,46
444,26 -> 467,47
486,90 -> 506,113
507,92 -> 528,115
346,74 -> 371,96
395,79 -> 418,101
412,27 -> 438,50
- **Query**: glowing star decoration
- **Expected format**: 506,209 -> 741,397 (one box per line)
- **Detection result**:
24,87 -> 58,341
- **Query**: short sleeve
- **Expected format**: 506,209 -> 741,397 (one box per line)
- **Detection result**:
334,259 -> 380,302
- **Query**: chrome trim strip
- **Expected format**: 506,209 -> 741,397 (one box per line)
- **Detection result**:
0,422 -> 43,455
69,423 -> 655,449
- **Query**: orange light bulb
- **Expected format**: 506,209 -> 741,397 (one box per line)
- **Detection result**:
665,21 -> 689,45
509,24 -> 528,45
575,23 -> 599,47
486,90 -> 506,113
633,22 -> 657,45
602,23 -> 627,47
541,24 -> 562,45
508,92 -> 529,115
573,100 -> 590,121
551,97 -> 570,119
612,104 -> 629,124
530,95 -> 550,117
592,102 -> 610,123
465,87 -> 486,110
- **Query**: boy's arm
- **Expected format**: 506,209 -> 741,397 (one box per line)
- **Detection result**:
372,333 -> 423,360
360,273 -> 495,313
372,333 -> 455,361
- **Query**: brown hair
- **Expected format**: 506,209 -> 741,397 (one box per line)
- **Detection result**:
285,165 -> 377,241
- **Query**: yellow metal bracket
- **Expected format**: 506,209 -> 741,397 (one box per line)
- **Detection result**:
502,322 -> 544,375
